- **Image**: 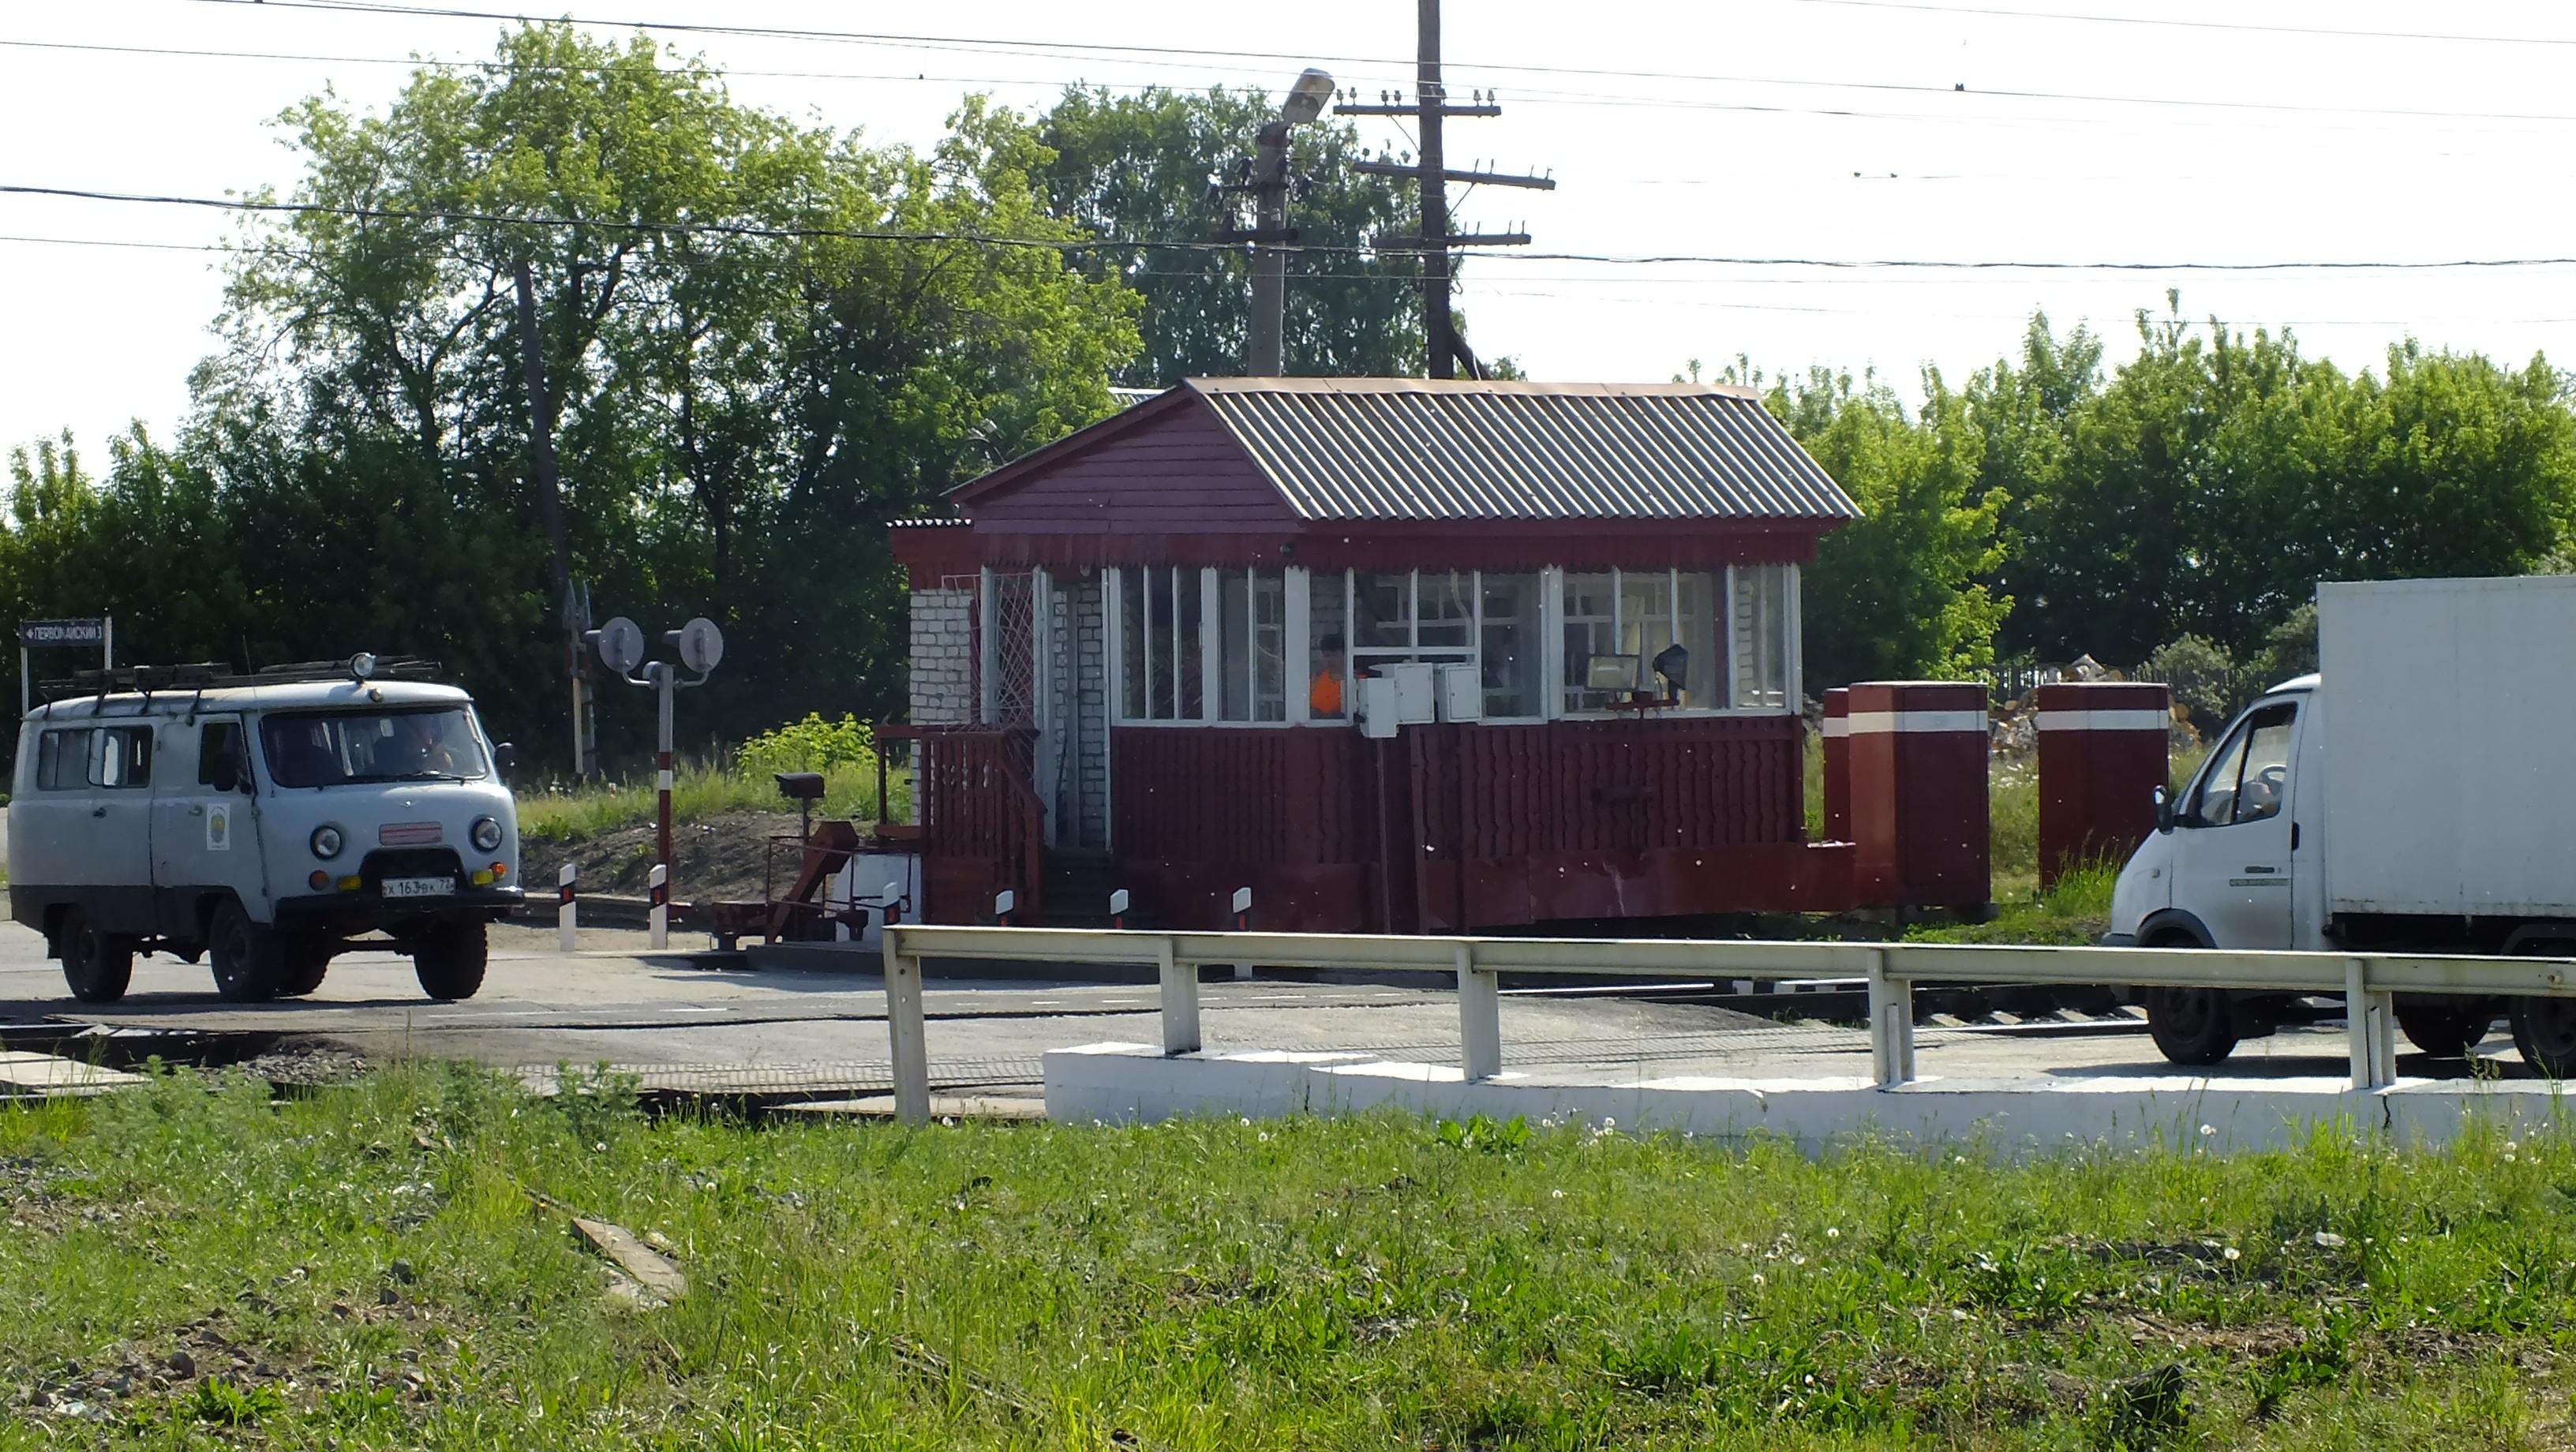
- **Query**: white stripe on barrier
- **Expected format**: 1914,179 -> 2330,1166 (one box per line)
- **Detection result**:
657,769 -> 675,791
2036,709 -> 2170,732
1821,718 -> 1849,739
1844,709 -> 1986,735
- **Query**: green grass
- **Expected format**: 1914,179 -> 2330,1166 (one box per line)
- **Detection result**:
1912,863 -> 2120,946
515,765 -> 904,844
6,1067 -> 2576,1448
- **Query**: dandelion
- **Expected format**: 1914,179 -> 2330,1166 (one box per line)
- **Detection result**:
2504,1140 -> 2521,1154
2314,1232 -> 2346,1249
1789,1255 -> 1807,1267
1240,1117 -> 1252,1126
1751,1273 -> 1765,1287
1552,1188 -> 1566,1199
1953,1154 -> 1968,1166
1825,1227 -> 1841,1241
593,1141 -> 608,1153
2223,1246 -> 2241,1262
2199,1124 -> 2217,1138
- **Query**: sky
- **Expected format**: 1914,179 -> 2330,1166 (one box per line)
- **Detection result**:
6,0 -> 2576,458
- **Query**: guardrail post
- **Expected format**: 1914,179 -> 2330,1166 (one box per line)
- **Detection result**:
1868,948 -> 1914,1087
2346,958 -> 2395,1091
1159,936 -> 1201,1055
556,863 -> 577,952
883,927 -> 931,1125
1458,941 -> 1502,1081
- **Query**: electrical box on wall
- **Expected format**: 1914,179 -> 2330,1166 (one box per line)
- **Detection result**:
1358,676 -> 1400,739
1436,663 -> 1482,722
1357,665 -> 1437,738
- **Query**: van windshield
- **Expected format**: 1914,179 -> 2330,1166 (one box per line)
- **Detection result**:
260,708 -> 489,787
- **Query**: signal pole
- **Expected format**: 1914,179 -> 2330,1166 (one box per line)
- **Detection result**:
1342,0 -> 1554,379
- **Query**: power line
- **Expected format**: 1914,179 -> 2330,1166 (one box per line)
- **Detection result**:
1777,0 -> 2576,49
13,182 -> 2576,273
159,6 -> 2576,129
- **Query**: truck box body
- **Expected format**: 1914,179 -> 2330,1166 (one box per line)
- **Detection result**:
2318,575 -> 2576,920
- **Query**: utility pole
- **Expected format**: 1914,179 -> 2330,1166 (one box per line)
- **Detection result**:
1342,0 -> 1554,379
1220,69 -> 1336,376
513,261 -> 591,777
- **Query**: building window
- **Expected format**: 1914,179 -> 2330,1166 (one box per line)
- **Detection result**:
1733,563 -> 1793,710
1115,561 -> 1797,726
1561,571 -> 1620,713
1479,571 -> 1544,718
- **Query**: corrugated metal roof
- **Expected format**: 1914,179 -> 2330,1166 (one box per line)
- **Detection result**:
1186,377 -> 1859,523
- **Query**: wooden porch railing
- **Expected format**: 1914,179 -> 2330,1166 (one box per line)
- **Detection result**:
882,725 -> 1046,922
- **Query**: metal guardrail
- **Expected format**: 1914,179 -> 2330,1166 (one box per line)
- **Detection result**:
874,926 -> 2576,1125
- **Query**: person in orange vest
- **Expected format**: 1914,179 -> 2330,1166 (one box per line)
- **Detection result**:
1309,633 -> 1346,717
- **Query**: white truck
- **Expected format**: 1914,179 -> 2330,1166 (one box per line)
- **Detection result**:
8,657 -> 522,1005
2107,574 -> 2576,1072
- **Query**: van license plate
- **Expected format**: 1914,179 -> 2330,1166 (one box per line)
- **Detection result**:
383,877 -> 456,899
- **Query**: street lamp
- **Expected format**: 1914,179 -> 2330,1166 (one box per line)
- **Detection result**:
1249,66 -> 1336,376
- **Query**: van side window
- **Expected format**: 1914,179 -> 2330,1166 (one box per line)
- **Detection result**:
2184,702 -> 2295,828
198,722 -> 242,787
35,728 -> 80,791
90,725 -> 153,790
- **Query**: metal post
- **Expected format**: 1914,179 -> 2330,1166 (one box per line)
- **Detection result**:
101,615 -> 111,672
647,863 -> 668,951
1457,940 -> 1502,1080
1417,0 -> 1455,378
1249,120 -> 1290,376
2346,958 -> 2385,1091
1158,936 -> 1201,1055
654,659 -> 675,911
883,928 -> 931,1125
17,645 -> 25,719
557,862 -> 578,952
1868,948 -> 1913,1087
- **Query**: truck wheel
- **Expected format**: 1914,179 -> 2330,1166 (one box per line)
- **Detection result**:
2510,999 -> 2576,1080
2396,1003 -> 2495,1059
57,909 -> 135,1004
412,921 -> 488,1001
278,942 -> 334,998
2147,986 -> 2240,1065
208,900 -> 283,1003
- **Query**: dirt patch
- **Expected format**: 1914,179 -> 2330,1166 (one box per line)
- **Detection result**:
241,1045 -> 372,1087
519,810 -> 810,905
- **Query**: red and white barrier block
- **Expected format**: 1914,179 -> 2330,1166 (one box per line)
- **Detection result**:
2035,681 -> 2170,889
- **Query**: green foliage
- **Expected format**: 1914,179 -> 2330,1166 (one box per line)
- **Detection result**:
1765,366 -> 2011,684
735,713 -> 878,779
2138,634 -> 2239,733
5,24 -> 1139,771
5,1070 -> 2573,1446
1034,85 -> 1429,384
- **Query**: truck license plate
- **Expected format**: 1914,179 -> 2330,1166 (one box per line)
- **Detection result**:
383,876 -> 456,899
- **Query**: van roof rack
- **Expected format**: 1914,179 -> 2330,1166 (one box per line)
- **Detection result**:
36,656 -> 445,702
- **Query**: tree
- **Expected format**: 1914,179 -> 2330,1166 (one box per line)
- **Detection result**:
1766,368 -> 2011,687
177,25 -> 1139,762
1033,85 -> 1427,384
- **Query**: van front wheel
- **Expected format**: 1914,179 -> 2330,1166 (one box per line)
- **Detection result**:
57,909 -> 134,1004
2146,986 -> 2240,1065
412,921 -> 487,1001
208,900 -> 283,1003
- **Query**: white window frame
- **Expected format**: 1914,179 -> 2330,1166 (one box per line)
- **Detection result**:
1107,560 -> 1803,728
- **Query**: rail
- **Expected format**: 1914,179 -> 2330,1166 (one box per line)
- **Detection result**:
869,926 -> 2576,1124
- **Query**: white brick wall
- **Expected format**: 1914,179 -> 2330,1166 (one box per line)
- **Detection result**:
908,587 -> 975,727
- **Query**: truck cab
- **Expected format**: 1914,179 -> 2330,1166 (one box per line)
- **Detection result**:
8,657 -> 522,1005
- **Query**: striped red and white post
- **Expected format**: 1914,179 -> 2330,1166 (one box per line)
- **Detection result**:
1844,682 -> 1991,911
556,862 -> 578,952
2035,681 -> 2171,889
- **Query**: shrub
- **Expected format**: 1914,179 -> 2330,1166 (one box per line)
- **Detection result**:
736,713 -> 878,780
2138,634 -> 2236,732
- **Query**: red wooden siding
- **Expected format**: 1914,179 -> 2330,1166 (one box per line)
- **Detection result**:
905,728 -> 1046,923
971,405 -> 1297,539
1110,717 -> 1844,931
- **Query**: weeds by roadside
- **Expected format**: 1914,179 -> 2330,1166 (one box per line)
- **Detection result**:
3,1066 -> 2572,1448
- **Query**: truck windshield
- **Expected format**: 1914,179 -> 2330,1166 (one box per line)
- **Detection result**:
260,708 -> 489,787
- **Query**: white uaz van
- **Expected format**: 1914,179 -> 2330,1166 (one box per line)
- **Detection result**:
8,657 -> 522,1005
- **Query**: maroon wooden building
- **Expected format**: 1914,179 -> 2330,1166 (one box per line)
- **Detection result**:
887,376 -> 1874,931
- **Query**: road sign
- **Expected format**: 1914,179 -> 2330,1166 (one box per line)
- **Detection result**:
18,619 -> 105,646
672,617 -> 724,673
593,616 -> 645,675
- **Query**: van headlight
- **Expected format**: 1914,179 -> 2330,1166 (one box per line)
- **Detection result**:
470,816 -> 504,853
310,824 -> 345,860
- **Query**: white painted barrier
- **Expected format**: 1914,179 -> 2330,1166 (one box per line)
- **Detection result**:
874,925 -> 2576,1127
557,863 -> 578,952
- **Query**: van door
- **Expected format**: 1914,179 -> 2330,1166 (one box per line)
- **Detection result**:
151,717 -> 267,941
81,722 -> 162,934
2170,699 -> 2301,949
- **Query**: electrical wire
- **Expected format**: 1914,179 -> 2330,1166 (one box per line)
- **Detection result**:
10,183 -> 2576,273
1775,0 -> 2576,49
